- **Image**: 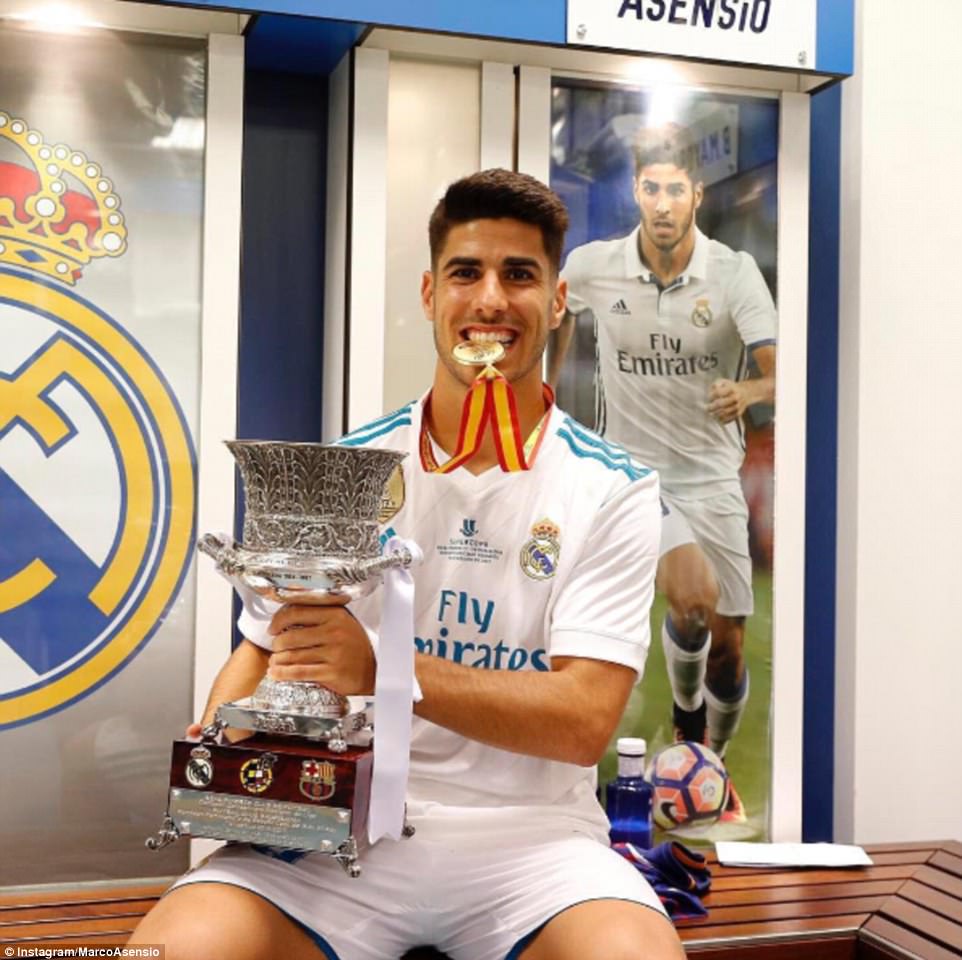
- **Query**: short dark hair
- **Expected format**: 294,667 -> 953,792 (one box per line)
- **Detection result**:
428,169 -> 569,273
632,125 -> 699,181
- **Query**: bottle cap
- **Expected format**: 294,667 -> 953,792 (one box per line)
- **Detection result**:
616,737 -> 647,756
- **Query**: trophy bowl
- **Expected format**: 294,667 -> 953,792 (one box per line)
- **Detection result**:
199,441 -> 410,605
200,440 -> 411,730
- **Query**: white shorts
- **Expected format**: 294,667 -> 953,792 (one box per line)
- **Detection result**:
172,825 -> 665,960
659,490 -> 753,617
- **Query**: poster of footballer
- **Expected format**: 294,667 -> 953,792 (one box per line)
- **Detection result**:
547,80 -> 778,841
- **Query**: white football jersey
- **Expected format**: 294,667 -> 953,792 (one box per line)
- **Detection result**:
563,227 -> 776,497
336,397 -> 661,837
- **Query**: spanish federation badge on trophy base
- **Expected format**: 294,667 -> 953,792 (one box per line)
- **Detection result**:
146,442 -> 420,877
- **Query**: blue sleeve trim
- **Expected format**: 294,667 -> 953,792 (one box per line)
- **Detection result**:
563,418 -> 652,476
337,413 -> 412,446
557,426 -> 649,482
338,419 -> 411,446
339,402 -> 413,438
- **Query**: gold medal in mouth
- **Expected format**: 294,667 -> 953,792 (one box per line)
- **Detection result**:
452,340 -> 506,367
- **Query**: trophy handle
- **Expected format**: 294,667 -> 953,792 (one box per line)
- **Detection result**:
333,836 -> 362,878
201,716 -> 228,743
198,532 -> 245,575
145,814 -> 181,851
360,542 -> 419,580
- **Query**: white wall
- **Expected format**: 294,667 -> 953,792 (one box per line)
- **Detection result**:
836,0 -> 962,842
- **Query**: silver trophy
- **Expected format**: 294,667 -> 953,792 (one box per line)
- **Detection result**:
149,441 -> 415,874
198,441 -> 413,747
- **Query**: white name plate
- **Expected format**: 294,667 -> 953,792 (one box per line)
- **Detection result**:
716,841 -> 874,868
568,0 -> 818,72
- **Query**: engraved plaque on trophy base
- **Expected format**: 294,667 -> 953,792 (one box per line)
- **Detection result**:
168,789 -> 355,852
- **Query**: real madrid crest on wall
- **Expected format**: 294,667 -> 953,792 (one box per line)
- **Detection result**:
520,518 -> 561,581
0,112 -> 196,729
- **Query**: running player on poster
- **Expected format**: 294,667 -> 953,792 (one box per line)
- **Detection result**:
550,128 -> 776,824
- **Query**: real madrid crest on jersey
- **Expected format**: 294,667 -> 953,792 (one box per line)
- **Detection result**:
0,112 -> 196,730
520,518 -> 561,581
691,298 -> 713,328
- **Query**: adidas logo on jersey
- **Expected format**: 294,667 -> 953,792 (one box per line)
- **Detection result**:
610,299 -> 631,316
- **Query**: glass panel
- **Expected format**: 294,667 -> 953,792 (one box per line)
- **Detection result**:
384,57 -> 480,412
0,24 -> 204,882
549,78 -> 778,842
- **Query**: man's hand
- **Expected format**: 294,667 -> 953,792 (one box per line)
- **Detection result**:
185,720 -> 252,744
708,380 -> 748,423
709,344 -> 775,423
414,654 -> 637,766
707,378 -> 750,423
267,603 -> 376,695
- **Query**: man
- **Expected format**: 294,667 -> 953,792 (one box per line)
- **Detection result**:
549,132 -> 776,824
130,170 -> 684,960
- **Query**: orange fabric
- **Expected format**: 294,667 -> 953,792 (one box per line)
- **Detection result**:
420,372 -> 553,474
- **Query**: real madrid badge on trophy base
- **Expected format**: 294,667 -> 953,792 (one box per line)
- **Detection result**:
147,442 -> 420,877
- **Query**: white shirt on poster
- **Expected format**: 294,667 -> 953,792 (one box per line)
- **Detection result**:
563,227 -> 776,498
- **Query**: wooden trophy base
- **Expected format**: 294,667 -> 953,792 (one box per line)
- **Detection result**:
155,734 -> 373,875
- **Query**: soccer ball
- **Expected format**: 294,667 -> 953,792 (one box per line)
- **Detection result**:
647,741 -> 730,831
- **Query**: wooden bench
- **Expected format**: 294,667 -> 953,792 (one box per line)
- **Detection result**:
680,840 -> 962,959
2,841 -> 959,958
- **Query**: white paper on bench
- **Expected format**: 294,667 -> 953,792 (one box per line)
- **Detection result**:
715,841 -> 874,868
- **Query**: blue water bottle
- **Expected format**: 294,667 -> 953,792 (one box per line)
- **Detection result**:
606,737 -> 653,848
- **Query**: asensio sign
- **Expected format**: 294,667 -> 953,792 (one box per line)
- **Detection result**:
568,0 -> 818,71
0,112 -> 195,728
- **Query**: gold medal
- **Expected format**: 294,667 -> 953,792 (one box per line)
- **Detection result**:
423,343 -> 551,474
452,340 -> 506,367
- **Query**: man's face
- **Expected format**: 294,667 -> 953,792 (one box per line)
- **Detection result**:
634,163 -> 703,252
421,218 -> 567,390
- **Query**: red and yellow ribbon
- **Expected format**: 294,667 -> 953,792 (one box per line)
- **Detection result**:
420,367 -> 553,473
